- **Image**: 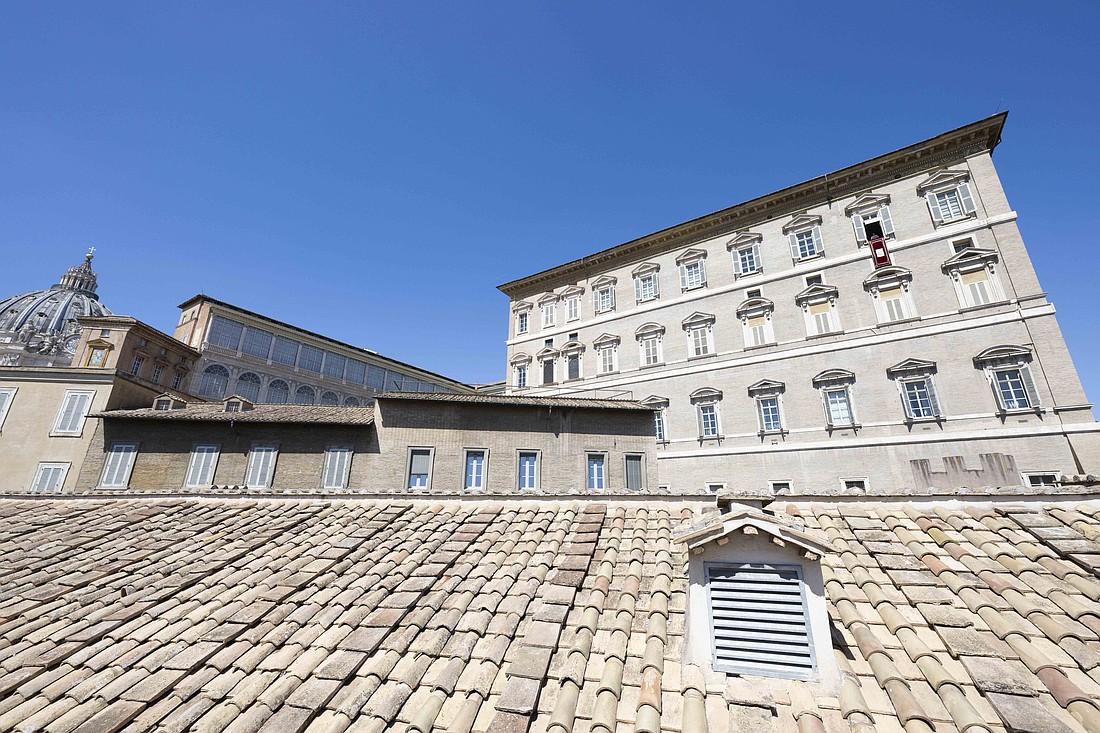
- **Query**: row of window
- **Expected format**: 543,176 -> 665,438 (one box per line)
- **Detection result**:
514,175 -> 980,335
406,447 -> 647,491
203,316 -> 453,395
196,363 -> 448,403
513,250 -> 1004,387
644,350 -> 1041,442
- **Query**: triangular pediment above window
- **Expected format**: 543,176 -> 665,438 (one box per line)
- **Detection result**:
917,168 -> 970,193
812,368 -> 856,387
863,266 -> 913,290
537,293 -> 560,305
639,394 -> 669,408
794,283 -> 839,305
674,247 -> 708,264
886,358 -> 937,378
844,192 -> 891,216
689,386 -> 723,402
592,333 -> 621,348
681,311 -> 716,328
509,352 -> 532,366
747,379 -> 786,396
973,344 -> 1032,365
781,213 -> 823,234
560,285 -> 585,297
631,262 -> 661,277
512,300 -> 534,313
726,231 -> 763,250
223,396 -> 255,412
591,275 -> 617,288
942,247 -> 999,272
736,296 -> 774,317
559,340 -> 585,355
673,506 -> 831,556
535,347 -> 559,361
634,322 -> 666,338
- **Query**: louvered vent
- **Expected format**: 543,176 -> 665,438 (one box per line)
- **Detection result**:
707,563 -> 816,679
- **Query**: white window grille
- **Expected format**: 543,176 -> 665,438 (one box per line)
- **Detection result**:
757,397 -> 783,433
823,388 -> 854,426
680,260 -> 706,290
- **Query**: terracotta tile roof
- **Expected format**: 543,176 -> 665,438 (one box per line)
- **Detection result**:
378,391 -> 652,411
1,497 -> 1099,733
90,404 -> 376,425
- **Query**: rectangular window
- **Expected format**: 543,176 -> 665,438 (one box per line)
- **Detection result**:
345,359 -> 367,385
322,447 -> 352,490
625,454 -> 644,491
735,245 -> 759,275
518,451 -> 539,490
32,463 -> 68,494
641,336 -> 661,365
995,369 -> 1032,410
517,311 -> 529,334
654,410 -> 666,442
185,445 -> 220,487
598,346 -> 616,374
794,230 -> 820,259
207,316 -> 243,350
566,296 -> 580,321
100,443 -> 137,488
542,359 -> 555,385
241,327 -> 273,359
244,446 -> 277,488
154,398 -> 172,411
464,450 -> 487,490
746,316 -> 768,347
808,302 -> 834,335
690,326 -> 711,357
757,397 -> 782,432
707,564 -> 815,680
271,336 -> 300,366
323,352 -> 346,379
902,379 -> 939,419
936,189 -> 965,220
298,345 -> 324,373
595,287 -> 615,313
407,448 -> 432,488
1024,472 -> 1060,487
680,261 -> 706,290
151,364 -> 164,384
567,354 -> 581,380
879,287 -> 908,322
961,270 -> 993,306
366,365 -> 387,391
53,391 -> 94,435
130,355 -> 145,376
824,388 -> 853,426
699,404 -> 719,437
0,387 -> 16,430
842,478 -> 868,492
587,453 -> 606,490
542,303 -> 556,328
515,364 -> 528,388
172,372 -> 184,390
635,274 -> 659,302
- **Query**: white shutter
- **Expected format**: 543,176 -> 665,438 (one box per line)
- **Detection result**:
732,249 -> 743,276
752,244 -> 761,272
958,182 -> 976,215
707,565 -> 815,679
55,392 -> 92,433
186,446 -> 219,487
820,390 -> 833,427
679,265 -> 688,290
247,448 -> 277,487
788,234 -> 800,260
698,259 -> 707,286
101,444 -> 136,487
899,383 -> 915,419
926,378 -> 942,416
1019,366 -> 1041,409
927,194 -> 944,224
879,206 -> 895,237
634,277 -> 642,302
323,448 -> 350,489
852,214 -> 867,245
0,389 -> 13,425
812,226 -> 823,255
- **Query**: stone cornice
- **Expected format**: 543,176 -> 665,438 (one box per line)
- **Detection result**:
498,113 -> 1007,299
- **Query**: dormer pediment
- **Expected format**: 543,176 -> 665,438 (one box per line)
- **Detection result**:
917,168 -> 970,193
509,351 -> 532,366
726,231 -> 763,250
639,394 -> 669,408
844,192 -> 891,216
782,213 -> 823,234
673,507 -> 831,556
631,262 -> 661,277
592,333 -> 621,347
863,266 -> 913,291
747,379 -> 786,395
591,275 -> 617,288
974,344 -> 1033,364
886,358 -> 937,378
675,247 -> 708,264
536,347 -> 559,360
942,247 -> 999,271
794,284 -> 839,305
223,396 -> 255,412
560,285 -> 585,297
736,297 -> 774,317
560,340 -> 586,354
812,368 -> 856,387
512,300 -> 534,313
689,387 -> 723,401
537,293 -> 560,306
681,311 -> 716,328
635,322 -> 666,338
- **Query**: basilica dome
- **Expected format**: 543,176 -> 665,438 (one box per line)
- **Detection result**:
0,252 -> 113,359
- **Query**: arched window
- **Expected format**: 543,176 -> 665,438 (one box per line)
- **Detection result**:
265,379 -> 289,404
198,365 -> 230,398
344,396 -> 361,407
320,391 -> 339,406
294,385 -> 316,404
235,372 -> 262,402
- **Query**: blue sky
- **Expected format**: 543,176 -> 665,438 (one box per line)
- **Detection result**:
1,2 -> 1098,399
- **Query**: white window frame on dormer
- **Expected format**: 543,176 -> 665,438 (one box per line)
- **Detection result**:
974,346 -> 1043,415
727,232 -> 763,277
942,248 -> 1005,309
919,170 -> 977,226
676,249 -> 708,292
783,215 -> 824,262
592,276 -> 617,314
864,266 -> 917,324
845,193 -> 895,246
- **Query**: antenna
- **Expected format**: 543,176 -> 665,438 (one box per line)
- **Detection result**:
994,98 -> 1004,114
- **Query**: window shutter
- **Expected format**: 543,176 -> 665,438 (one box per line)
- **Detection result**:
679,265 -> 688,290
1020,366 -> 1041,409
812,226 -> 823,254
989,372 -> 1008,411
102,445 -> 136,487
927,194 -> 944,224
899,384 -> 915,419
851,214 -> 867,245
707,565 -> 815,679
788,234 -> 800,260
56,393 -> 91,433
696,405 -> 705,436
820,390 -> 833,427
0,390 -> 11,419
958,183 -> 976,215
634,277 -> 642,302
879,206 -> 894,237
698,259 -> 707,286
752,244 -> 761,272
926,378 -> 942,416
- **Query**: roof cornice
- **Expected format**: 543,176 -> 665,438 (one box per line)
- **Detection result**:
498,113 -> 1007,298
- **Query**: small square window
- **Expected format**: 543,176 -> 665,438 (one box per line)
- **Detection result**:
705,483 -> 725,494
746,289 -> 762,298
841,478 -> 868,492
1024,472 -> 1059,487
805,274 -> 823,286
770,480 -> 792,492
